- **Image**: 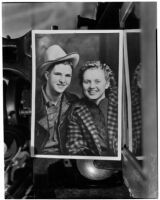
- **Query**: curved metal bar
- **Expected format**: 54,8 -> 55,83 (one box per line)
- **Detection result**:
76,159 -> 114,180
122,146 -> 146,180
3,68 -> 29,82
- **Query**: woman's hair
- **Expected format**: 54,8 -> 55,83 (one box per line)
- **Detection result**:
79,60 -> 116,87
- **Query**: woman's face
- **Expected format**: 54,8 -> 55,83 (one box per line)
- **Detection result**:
82,68 -> 109,103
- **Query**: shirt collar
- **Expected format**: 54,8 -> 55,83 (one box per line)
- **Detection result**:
83,94 -> 107,108
99,97 -> 108,107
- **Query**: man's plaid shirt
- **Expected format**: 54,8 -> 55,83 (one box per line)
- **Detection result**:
66,86 -> 118,156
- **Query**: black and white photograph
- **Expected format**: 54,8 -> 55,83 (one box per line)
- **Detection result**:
2,1 -> 158,199
31,30 -> 123,160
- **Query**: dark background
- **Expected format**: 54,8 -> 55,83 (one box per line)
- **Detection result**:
127,32 -> 141,79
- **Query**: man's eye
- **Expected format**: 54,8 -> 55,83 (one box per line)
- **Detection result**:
54,72 -> 61,76
66,74 -> 72,78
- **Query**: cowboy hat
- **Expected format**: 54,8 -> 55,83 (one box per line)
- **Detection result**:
40,44 -> 79,77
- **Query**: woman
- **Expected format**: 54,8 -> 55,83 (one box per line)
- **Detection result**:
66,61 -> 118,156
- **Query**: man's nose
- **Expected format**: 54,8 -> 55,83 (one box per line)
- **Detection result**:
59,76 -> 66,83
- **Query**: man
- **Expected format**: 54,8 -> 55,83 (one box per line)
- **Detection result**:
66,61 -> 118,156
35,44 -> 79,155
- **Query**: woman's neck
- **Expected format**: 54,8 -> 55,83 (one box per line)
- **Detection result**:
90,93 -> 106,105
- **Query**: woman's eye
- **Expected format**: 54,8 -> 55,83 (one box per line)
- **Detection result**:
95,80 -> 100,84
83,80 -> 89,84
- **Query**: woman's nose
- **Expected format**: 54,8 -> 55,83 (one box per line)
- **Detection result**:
89,81 -> 96,88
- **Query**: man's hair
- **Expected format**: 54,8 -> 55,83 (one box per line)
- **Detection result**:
41,61 -> 73,83
79,60 -> 116,87
46,60 -> 73,74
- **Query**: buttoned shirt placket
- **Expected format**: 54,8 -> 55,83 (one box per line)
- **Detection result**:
42,87 -> 62,150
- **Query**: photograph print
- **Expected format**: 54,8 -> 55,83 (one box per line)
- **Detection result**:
31,30 -> 123,160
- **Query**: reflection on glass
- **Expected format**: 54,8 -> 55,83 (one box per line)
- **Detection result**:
131,63 -> 142,156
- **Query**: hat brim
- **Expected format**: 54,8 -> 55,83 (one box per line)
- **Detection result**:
40,52 -> 79,77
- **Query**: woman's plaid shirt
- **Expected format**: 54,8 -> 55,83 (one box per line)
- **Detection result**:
66,86 -> 118,156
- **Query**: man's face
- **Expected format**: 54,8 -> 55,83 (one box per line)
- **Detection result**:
82,68 -> 109,103
45,63 -> 72,94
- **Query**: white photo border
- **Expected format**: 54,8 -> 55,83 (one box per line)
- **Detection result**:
31,30 -> 123,160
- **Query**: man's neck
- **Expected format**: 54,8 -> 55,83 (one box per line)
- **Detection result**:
44,85 -> 62,105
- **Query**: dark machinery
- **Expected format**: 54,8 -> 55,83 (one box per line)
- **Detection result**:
3,33 -> 33,198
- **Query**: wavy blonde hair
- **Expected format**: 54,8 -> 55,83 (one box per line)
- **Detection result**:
79,60 -> 116,87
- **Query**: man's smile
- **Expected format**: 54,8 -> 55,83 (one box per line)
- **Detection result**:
57,84 -> 66,87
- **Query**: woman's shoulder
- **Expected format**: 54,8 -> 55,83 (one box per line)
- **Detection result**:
108,86 -> 118,105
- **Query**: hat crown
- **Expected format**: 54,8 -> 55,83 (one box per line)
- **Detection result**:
40,44 -> 79,78
44,45 -> 67,62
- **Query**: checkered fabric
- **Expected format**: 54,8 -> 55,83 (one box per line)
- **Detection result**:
131,84 -> 142,155
131,63 -> 142,155
107,86 -> 118,155
66,104 -> 101,155
66,86 -> 118,156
